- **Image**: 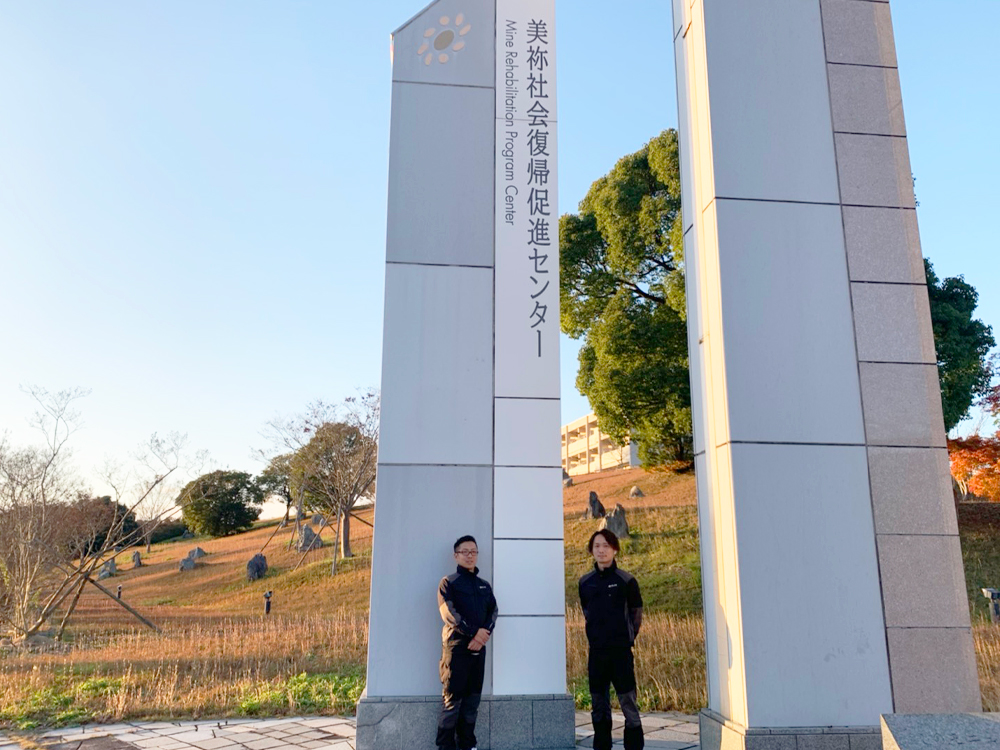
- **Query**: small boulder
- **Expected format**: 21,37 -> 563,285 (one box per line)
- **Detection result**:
181,530 -> 194,539
297,525 -> 323,552
563,477 -> 574,488
247,553 -> 268,582
132,551 -> 143,569
312,513 -> 326,527
629,486 -> 644,499
188,547 -> 207,560
178,558 -> 196,572
584,491 -> 606,520
599,503 -> 629,539
97,558 -> 117,580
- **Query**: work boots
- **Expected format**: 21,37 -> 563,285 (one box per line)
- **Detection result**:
623,725 -> 645,750
591,719 -> 613,750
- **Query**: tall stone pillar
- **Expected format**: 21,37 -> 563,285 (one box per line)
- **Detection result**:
358,2 -> 573,749
672,0 -> 981,747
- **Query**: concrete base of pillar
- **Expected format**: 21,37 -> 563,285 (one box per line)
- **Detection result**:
699,709 -> 882,750
881,714 -> 1000,749
356,693 -> 575,750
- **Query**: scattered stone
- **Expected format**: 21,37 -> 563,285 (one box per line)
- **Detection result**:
584,491 -> 606,520
97,558 -> 117,580
629,485 -> 644,499
312,513 -> 326,527
599,503 -> 629,538
298,525 -> 323,552
247,553 -> 268,581
178,558 -> 196,572
188,547 -> 207,560
181,530 -> 194,539
132,551 -> 143,568
563,477 -> 574,488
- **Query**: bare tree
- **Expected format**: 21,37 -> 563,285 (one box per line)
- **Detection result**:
258,390 -> 379,574
0,387 -> 88,638
0,389 -> 203,641
292,390 -> 379,573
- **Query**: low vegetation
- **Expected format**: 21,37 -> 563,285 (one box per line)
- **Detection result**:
5,466 -> 1000,728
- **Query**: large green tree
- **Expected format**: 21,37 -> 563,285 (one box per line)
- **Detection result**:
175,470 -> 263,537
560,129 -> 690,464
561,132 -> 995,464
925,259 -> 995,431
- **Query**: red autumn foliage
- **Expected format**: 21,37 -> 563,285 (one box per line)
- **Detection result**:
950,435 -> 1000,501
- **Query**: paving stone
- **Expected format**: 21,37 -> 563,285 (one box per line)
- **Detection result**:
671,722 -> 700,735
216,734 -> 257,744
280,726 -> 312,735
642,741 -> 698,750
242,739 -> 284,750
192,739 -> 239,750
645,728 -> 703,742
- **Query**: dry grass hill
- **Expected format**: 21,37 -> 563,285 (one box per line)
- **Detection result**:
4,466 -> 1000,728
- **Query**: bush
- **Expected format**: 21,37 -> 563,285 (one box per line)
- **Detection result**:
145,520 -> 187,545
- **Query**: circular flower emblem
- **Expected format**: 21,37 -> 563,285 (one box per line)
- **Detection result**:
418,14 -> 471,65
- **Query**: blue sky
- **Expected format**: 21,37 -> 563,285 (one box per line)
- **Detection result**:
1,1 -> 997,493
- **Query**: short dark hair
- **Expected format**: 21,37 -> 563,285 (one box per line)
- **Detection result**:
454,535 -> 478,552
587,529 -> 620,553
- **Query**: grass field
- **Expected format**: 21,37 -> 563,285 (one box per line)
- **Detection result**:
3,467 -> 1000,728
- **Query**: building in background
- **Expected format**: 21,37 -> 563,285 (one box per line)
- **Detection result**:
562,413 -> 640,477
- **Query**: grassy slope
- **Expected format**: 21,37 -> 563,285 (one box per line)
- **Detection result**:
75,467 -> 699,627
7,467 -> 1000,726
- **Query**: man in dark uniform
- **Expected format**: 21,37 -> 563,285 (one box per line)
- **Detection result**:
579,529 -> 644,750
436,535 -> 498,750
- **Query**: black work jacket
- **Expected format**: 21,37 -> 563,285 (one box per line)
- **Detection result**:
578,560 -> 643,648
438,566 -> 499,647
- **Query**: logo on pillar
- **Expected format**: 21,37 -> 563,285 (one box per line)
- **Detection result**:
417,14 -> 472,65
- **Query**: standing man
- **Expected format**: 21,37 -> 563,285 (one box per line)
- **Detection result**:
579,529 -> 644,750
436,535 -> 498,750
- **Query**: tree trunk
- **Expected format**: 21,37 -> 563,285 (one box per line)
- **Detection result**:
341,510 -> 352,558
56,575 -> 88,641
330,508 -> 343,575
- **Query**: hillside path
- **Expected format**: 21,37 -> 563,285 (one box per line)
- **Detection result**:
2,712 -> 701,750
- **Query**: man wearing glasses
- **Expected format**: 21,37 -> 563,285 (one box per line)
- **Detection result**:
436,535 -> 498,750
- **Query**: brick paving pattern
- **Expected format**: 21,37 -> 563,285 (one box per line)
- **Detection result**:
1,712 -> 700,750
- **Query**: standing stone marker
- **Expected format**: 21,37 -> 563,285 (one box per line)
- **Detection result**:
360,2 -> 571,749
673,0 -> 980,745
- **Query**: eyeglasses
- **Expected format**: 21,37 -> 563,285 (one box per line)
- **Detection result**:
456,549 -> 479,556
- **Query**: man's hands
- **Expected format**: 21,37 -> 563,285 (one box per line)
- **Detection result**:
468,628 -> 491,651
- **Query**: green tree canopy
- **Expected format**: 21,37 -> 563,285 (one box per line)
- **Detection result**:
561,132 -> 995,463
175,470 -> 263,537
560,129 -> 690,464
925,259 -> 995,431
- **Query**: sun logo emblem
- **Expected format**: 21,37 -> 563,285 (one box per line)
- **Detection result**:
418,14 -> 471,65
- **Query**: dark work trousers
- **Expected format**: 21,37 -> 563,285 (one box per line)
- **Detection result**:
437,643 -> 486,750
589,647 -> 643,750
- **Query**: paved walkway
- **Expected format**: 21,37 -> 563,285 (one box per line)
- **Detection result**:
1,712 -> 701,750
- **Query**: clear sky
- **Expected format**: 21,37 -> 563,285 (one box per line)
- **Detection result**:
1,1 -> 997,496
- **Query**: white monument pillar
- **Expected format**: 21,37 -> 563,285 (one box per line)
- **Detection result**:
358,2 -> 573,749
672,0 -> 981,747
